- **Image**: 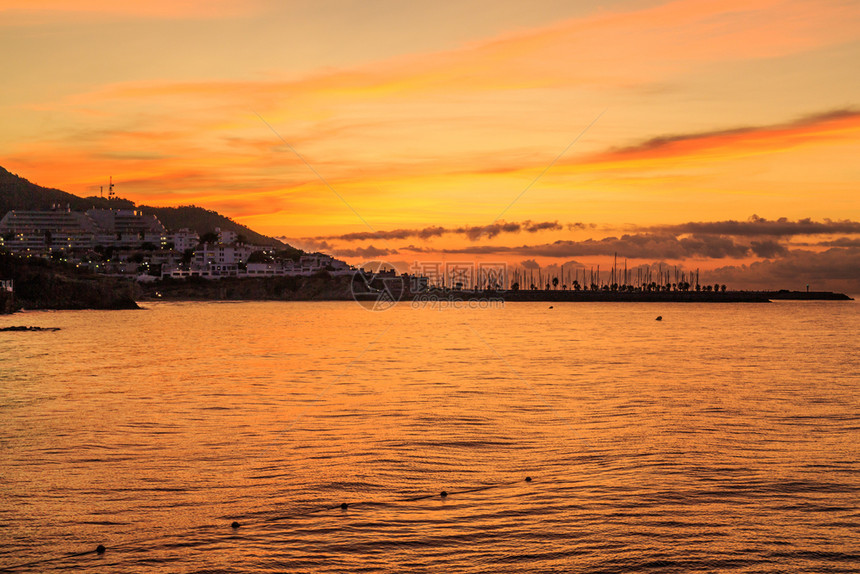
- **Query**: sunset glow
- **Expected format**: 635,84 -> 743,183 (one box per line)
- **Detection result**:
2,0 -> 859,289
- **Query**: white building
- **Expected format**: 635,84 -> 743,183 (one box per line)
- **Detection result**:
244,260 -> 299,276
86,209 -> 167,249
0,208 -> 97,254
216,227 -> 238,245
184,243 -> 255,278
297,254 -> 352,275
170,228 -> 200,252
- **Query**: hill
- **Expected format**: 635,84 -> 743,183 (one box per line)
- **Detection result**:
139,205 -> 284,247
0,166 -> 287,248
0,166 -> 132,213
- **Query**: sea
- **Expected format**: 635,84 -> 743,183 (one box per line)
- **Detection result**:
1,300 -> 858,573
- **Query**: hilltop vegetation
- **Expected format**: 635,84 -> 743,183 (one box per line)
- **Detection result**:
0,166 -> 131,213
138,204 -> 284,247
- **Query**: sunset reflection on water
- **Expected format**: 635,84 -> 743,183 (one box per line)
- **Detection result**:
1,301 -> 858,572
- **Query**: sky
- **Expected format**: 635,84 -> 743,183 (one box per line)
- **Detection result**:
1,0 -> 859,290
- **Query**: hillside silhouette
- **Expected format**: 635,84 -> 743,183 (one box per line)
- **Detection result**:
0,166 -> 286,247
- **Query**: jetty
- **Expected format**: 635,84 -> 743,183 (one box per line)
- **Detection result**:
412,288 -> 852,304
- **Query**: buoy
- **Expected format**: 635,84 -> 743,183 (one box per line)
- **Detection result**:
440,491 -> 448,498
340,502 -> 348,510
231,521 -> 240,529
656,316 -> 662,321
96,545 -> 106,555
525,476 -> 532,482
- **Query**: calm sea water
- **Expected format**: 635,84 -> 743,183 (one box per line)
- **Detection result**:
1,300 -> 858,573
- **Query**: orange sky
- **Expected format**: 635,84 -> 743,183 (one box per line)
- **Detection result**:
1,0 -> 859,288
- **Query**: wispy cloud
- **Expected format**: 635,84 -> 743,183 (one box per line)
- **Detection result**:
2,0 -> 859,241
586,109 -> 860,169
0,0 -> 263,21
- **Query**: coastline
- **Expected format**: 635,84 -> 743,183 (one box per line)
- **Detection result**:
140,277 -> 852,304
0,253 -> 139,314
2,266 -> 852,315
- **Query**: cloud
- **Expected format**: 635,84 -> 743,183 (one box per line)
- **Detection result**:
405,233 -> 753,259
750,240 -> 787,258
567,223 -> 594,231
324,226 -> 446,242
279,238 -> 334,253
590,109 -> 860,169
818,238 -> 860,248
611,109 -> 860,155
5,0 -> 860,223
504,249 -> 860,293
313,220 -> 566,242
647,215 -> 860,237
331,245 -> 397,259
708,247 -> 860,292
0,0 -> 262,21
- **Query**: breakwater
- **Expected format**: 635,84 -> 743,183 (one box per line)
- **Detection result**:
416,289 -> 852,303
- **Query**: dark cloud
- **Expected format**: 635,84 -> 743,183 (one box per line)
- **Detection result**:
817,238 -> 860,247
750,240 -> 788,258
332,245 -> 397,258
421,233 -> 752,259
307,216 -> 860,248
462,221 -> 522,241
392,220 -> 856,261
708,247 -> 860,293
282,214 -> 858,293
678,235 -> 750,258
647,215 -> 860,237
311,220 -> 567,242
612,109 -> 860,156
325,226 -> 446,242
276,237 -> 333,252
508,249 -> 860,293
614,127 -> 753,155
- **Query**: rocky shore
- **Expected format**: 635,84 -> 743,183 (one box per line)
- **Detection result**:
0,253 -> 139,313
137,272 -> 355,302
